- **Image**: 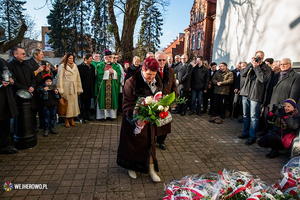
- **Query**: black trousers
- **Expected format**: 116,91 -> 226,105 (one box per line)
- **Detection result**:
79,98 -> 91,119
0,119 -> 12,149
258,132 -> 284,151
157,135 -> 167,144
213,94 -> 228,118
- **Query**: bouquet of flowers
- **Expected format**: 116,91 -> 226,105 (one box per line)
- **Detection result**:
132,91 -> 176,135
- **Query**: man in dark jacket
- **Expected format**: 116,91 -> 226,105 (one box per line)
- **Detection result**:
78,53 -> 96,123
172,55 -> 181,70
26,49 -> 51,129
212,62 -> 234,119
9,46 -> 37,129
238,50 -> 272,145
173,54 -> 192,116
189,56 -> 209,116
270,58 -> 300,108
0,58 -> 18,154
229,62 -> 242,118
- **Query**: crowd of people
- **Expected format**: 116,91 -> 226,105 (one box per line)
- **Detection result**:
1,46 -> 300,182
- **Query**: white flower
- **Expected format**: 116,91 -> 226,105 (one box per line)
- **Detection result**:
144,96 -> 153,105
158,105 -> 164,111
164,106 -> 169,112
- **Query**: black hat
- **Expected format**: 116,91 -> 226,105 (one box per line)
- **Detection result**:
43,74 -> 53,83
104,49 -> 112,56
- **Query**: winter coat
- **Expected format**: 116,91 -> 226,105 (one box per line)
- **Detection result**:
270,69 -> 300,107
37,85 -> 61,108
117,70 -> 163,174
174,62 -> 192,94
9,57 -> 38,109
77,62 -> 95,100
26,57 -> 50,88
56,63 -> 83,118
190,64 -> 209,91
124,64 -> 141,83
0,58 -> 18,121
156,65 -> 177,137
212,68 -> 234,95
239,62 -> 271,103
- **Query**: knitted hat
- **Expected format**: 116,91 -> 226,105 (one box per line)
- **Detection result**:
104,49 -> 112,56
283,98 -> 297,109
123,60 -> 130,66
43,74 -> 53,83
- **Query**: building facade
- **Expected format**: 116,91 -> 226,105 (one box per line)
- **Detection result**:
163,33 -> 185,59
184,0 -> 216,63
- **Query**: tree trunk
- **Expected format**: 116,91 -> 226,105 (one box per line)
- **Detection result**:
2,21 -> 27,53
108,0 -> 141,62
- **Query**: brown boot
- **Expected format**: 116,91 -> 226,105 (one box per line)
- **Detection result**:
65,118 -> 70,128
70,117 -> 76,126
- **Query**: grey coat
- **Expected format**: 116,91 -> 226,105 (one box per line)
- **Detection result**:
239,62 -> 271,103
270,69 -> 300,107
174,62 -> 192,94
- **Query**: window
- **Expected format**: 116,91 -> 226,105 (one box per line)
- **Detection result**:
197,33 -> 201,49
191,35 -> 195,50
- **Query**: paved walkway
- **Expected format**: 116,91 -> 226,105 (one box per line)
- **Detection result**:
0,113 -> 290,200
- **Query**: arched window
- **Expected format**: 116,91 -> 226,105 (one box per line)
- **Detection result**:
197,33 -> 201,49
191,35 -> 195,50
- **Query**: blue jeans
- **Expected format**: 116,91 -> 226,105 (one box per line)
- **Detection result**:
191,89 -> 203,113
43,107 -> 57,132
242,97 -> 261,140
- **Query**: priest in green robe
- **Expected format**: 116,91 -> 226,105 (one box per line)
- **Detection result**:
95,50 -> 121,121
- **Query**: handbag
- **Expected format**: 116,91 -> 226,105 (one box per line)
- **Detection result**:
57,95 -> 68,115
282,133 -> 296,149
157,111 -> 172,127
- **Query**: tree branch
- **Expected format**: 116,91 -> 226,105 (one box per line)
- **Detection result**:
2,21 -> 27,53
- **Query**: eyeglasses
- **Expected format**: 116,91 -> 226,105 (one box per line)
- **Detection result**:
158,59 -> 166,62
113,57 -> 118,59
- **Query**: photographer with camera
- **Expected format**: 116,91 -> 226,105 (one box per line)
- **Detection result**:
258,98 -> 300,158
238,50 -> 272,145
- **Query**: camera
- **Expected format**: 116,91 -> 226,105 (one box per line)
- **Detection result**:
255,56 -> 261,63
273,104 -> 282,111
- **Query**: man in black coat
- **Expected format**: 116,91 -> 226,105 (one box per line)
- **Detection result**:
173,54 -> 192,116
9,46 -> 37,130
0,58 -> 18,154
202,62 -> 217,115
26,49 -> 51,129
270,58 -> 300,108
189,56 -> 209,116
77,53 -> 96,123
228,62 -> 242,118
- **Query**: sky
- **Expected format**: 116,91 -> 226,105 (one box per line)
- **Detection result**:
24,0 -> 193,50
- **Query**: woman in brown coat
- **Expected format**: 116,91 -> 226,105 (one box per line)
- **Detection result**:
155,52 -> 177,150
56,53 -> 83,127
117,58 -> 163,182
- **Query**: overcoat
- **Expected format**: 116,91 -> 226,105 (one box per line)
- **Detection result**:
156,65 -> 177,137
212,68 -> 234,95
77,62 -> 95,100
174,62 -> 192,94
9,57 -> 37,109
270,69 -> 300,107
0,58 -> 18,121
117,70 -> 163,174
56,63 -> 83,118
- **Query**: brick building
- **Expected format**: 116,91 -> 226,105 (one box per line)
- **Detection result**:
184,0 -> 216,63
163,33 -> 185,59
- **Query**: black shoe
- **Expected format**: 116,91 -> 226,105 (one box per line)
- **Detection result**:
79,119 -> 86,124
196,112 -> 202,116
100,119 -> 105,122
257,131 -> 267,137
50,129 -> 58,134
265,150 -> 279,158
245,139 -> 255,145
188,111 -> 194,115
180,111 -> 186,116
7,146 -> 18,154
35,128 -> 39,133
238,134 -> 249,139
171,110 -> 180,114
43,131 -> 48,137
220,116 -> 225,119
158,143 -> 166,150
84,117 -> 92,121
110,118 -> 115,121
202,110 -> 207,114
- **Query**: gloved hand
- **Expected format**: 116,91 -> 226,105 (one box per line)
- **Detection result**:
271,104 -> 277,113
278,107 -> 288,116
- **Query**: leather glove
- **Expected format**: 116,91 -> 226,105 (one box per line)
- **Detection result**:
271,104 -> 277,113
278,107 -> 288,116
